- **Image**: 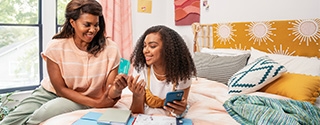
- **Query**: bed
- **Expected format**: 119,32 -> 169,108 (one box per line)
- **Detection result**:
41,19 -> 320,125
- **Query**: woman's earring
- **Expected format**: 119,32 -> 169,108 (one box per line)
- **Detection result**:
71,27 -> 74,34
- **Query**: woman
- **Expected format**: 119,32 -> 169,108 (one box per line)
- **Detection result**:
127,25 -> 197,118
0,0 -> 127,124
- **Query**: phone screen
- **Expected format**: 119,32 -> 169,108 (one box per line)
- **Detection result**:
118,58 -> 130,75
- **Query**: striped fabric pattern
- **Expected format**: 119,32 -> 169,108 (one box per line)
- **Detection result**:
228,56 -> 286,94
41,38 -> 120,98
99,0 -> 132,60
193,52 -> 250,84
223,95 -> 320,125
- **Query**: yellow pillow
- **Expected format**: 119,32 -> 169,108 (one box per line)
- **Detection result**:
259,73 -> 320,104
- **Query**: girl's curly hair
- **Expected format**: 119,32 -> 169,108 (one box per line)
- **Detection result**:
130,25 -> 197,84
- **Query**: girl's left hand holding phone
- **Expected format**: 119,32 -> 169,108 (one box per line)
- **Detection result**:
164,98 -> 187,116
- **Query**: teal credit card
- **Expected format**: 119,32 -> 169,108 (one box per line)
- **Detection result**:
118,58 -> 130,75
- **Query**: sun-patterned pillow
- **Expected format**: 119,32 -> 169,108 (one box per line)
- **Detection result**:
228,56 -> 287,95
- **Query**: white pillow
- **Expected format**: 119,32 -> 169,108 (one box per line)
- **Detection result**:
200,48 -> 250,56
228,56 -> 287,95
248,47 -> 320,76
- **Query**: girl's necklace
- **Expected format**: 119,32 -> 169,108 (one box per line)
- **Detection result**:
153,70 -> 166,77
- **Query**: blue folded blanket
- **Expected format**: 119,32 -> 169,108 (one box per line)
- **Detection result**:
223,95 -> 320,125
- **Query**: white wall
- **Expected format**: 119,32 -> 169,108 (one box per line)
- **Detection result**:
131,0 -> 194,52
201,0 -> 320,23
131,0 -> 320,52
42,0 -> 56,78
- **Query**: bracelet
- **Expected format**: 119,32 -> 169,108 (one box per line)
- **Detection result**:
171,104 -> 190,119
108,95 -> 121,102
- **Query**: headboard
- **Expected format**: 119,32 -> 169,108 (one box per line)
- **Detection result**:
192,19 -> 320,58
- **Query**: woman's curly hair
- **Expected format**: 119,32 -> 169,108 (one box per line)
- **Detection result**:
130,25 -> 197,84
52,0 -> 106,56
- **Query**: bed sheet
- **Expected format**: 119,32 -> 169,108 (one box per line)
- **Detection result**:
41,77 -> 290,125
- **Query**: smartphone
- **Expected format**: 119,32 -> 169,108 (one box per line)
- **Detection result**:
118,58 -> 130,75
164,90 -> 184,106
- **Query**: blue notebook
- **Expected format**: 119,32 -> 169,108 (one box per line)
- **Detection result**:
72,111 -> 134,125
73,119 -> 98,125
81,112 -> 102,121
72,112 -> 102,125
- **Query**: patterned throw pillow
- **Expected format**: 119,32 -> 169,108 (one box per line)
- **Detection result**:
228,56 -> 287,95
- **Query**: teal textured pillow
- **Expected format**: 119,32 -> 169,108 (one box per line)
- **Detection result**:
228,56 -> 287,95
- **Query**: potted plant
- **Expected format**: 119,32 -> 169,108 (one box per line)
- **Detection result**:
0,91 -> 19,121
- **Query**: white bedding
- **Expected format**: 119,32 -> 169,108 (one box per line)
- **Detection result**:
40,77 -> 293,125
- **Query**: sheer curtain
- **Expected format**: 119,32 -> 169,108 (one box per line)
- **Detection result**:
98,0 -> 133,60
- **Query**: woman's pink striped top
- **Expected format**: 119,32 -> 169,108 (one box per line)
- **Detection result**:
40,37 -> 120,98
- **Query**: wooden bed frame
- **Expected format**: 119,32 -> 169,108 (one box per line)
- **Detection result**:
192,23 -> 213,52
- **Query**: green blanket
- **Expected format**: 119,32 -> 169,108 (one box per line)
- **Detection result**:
223,95 -> 320,125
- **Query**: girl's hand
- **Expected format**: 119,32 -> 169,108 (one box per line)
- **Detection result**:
127,75 -> 145,98
163,98 -> 187,116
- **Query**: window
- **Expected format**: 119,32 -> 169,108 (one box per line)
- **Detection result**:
0,0 -> 93,94
0,0 -> 42,93
57,0 -> 70,32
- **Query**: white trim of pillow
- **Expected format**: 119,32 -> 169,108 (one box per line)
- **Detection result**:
200,48 -> 250,56
248,47 -> 320,76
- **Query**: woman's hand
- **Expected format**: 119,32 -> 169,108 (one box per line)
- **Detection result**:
127,75 -> 145,98
113,74 -> 128,92
95,85 -> 118,108
106,74 -> 128,102
163,98 -> 188,116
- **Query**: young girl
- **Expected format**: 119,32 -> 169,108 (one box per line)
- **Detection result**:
127,25 -> 196,118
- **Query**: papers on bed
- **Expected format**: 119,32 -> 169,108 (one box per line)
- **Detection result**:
132,114 -> 192,125
133,114 -> 176,125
